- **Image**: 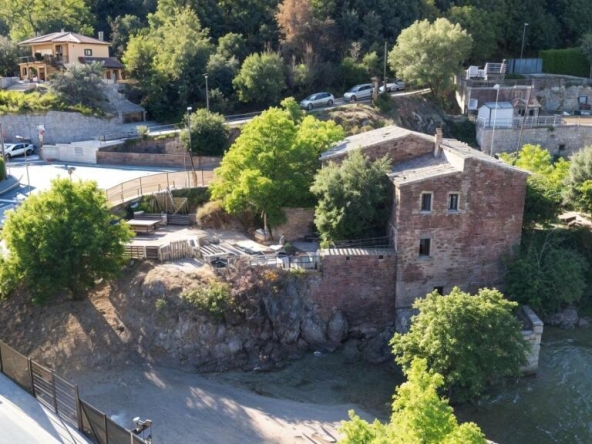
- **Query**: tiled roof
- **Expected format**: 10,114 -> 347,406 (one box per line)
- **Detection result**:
388,154 -> 460,185
441,138 -> 529,174
321,247 -> 395,256
78,57 -> 123,69
320,126 -> 432,161
19,32 -> 110,46
511,97 -> 542,108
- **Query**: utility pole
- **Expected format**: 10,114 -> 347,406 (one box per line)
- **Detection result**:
520,23 -> 529,61
383,41 -> 388,88
204,73 -> 210,112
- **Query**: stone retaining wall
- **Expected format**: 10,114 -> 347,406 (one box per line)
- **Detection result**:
478,125 -> 592,156
521,305 -> 543,375
96,151 -> 221,169
309,252 -> 397,330
0,111 -> 123,145
273,207 -> 315,241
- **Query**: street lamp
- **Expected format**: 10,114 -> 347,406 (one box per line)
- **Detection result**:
186,106 -> 196,179
520,23 -> 529,60
489,84 -> 500,156
204,73 -> 209,112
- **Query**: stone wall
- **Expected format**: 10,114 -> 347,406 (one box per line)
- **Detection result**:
521,305 -> 543,375
309,251 -> 397,330
536,85 -> 592,112
0,111 -> 123,145
96,151 -> 221,169
272,207 -> 315,241
394,158 -> 526,308
478,124 -> 592,156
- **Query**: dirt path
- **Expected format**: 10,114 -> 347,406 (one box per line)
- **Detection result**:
73,360 -> 385,444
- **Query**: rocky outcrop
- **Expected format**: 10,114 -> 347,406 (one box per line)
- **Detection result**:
544,305 -> 580,329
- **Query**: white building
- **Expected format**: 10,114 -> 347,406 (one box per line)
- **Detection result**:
477,102 -> 514,128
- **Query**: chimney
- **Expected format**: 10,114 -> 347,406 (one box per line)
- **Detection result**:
434,128 -> 443,157
98,31 -> 104,41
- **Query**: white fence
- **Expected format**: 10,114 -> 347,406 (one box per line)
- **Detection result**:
476,115 -> 592,129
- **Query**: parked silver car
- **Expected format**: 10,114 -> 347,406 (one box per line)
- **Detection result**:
343,84 -> 374,102
3,143 -> 35,159
379,79 -> 406,93
299,92 -> 335,110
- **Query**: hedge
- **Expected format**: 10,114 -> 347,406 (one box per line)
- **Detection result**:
0,157 -> 5,181
540,48 -> 590,78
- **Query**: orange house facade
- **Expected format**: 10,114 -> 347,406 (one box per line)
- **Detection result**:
18,31 -> 123,83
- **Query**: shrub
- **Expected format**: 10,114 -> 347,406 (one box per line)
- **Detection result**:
172,188 -> 210,212
183,280 -> 232,319
0,157 -> 5,181
196,200 -> 232,228
179,109 -> 229,156
136,125 -> 150,140
155,298 -> 167,312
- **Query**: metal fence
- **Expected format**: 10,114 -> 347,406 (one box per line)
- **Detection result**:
0,340 -> 148,444
476,115 -> 592,129
105,170 -> 214,207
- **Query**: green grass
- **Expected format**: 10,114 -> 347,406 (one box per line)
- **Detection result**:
0,90 -> 99,116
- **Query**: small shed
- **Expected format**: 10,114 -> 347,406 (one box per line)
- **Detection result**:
477,102 -> 514,128
511,97 -> 541,118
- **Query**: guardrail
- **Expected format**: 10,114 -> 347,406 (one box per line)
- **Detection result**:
0,339 -> 147,444
105,170 -> 214,207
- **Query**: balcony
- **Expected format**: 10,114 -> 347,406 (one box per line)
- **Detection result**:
18,54 -> 69,66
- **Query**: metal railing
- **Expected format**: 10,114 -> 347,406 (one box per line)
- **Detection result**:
476,115 -> 592,129
0,339 -> 147,444
105,170 -> 214,207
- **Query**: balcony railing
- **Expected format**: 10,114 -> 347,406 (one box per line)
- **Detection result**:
18,54 -> 69,65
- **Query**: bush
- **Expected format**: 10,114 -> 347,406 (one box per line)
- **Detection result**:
179,109 -> 229,156
136,125 -> 150,140
196,200 -> 231,228
505,232 -> 589,315
540,48 -> 590,77
183,280 -> 232,319
0,157 -> 5,181
172,188 -> 210,212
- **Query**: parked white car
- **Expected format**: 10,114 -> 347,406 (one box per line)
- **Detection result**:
343,84 -> 374,102
3,143 -> 35,159
300,92 -> 335,110
379,79 -> 405,93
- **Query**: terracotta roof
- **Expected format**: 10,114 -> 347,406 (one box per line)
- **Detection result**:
320,126 -> 432,161
78,57 -> 123,69
19,32 -> 110,46
511,97 -> 542,108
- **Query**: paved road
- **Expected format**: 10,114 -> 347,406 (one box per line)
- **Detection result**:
0,374 -> 88,444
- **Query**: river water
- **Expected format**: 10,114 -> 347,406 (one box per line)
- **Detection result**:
215,327 -> 592,444
456,327 -> 592,444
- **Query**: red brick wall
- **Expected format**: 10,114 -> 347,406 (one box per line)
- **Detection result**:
309,254 -> 397,328
324,135 -> 434,166
394,159 -> 526,307
273,207 -> 315,241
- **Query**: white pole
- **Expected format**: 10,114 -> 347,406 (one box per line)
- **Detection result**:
490,85 -> 500,156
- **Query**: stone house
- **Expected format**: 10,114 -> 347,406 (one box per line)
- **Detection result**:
319,126 -> 528,310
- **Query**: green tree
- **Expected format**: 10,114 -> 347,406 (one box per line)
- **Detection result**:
217,32 -> 248,62
233,52 -> 287,105
0,179 -> 133,301
564,145 -> 592,212
340,359 -> 486,444
109,14 -> 144,59
50,62 -> 106,109
580,32 -> 592,78
388,18 -> 472,99
391,288 -> 528,403
311,150 -> 392,242
0,36 -> 21,77
506,232 -> 588,315
0,0 -> 94,41
180,109 -> 230,156
211,98 -> 343,232
447,6 -> 498,64
500,144 -> 569,228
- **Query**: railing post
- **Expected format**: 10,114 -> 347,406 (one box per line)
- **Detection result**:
75,384 -> 83,432
28,358 -> 35,396
51,370 -> 58,413
104,414 -> 109,444
140,177 -> 143,196
120,183 -> 124,204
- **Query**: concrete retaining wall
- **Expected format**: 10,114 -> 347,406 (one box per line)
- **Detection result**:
0,111 -> 123,145
521,305 -> 543,375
